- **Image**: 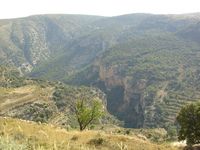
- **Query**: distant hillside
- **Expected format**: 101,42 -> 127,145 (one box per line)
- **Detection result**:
1,13 -> 200,129
0,15 -> 103,73
0,66 -> 116,128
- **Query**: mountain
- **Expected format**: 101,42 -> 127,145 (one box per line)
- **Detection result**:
0,15 -> 103,73
1,13 -> 200,129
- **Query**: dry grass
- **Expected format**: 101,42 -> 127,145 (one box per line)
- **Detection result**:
0,85 -> 53,113
0,117 -> 179,150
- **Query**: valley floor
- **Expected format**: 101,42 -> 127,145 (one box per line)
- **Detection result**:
0,117 -> 180,150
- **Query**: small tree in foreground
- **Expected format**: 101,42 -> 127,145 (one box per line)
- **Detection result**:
176,102 -> 200,146
73,98 -> 104,131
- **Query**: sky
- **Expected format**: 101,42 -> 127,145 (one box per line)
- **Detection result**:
0,0 -> 200,19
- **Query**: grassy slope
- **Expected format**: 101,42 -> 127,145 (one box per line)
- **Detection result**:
0,85 -> 53,114
0,117 -> 178,150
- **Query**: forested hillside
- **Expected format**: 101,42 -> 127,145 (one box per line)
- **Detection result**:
1,13 -> 200,129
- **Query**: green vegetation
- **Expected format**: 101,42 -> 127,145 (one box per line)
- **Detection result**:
2,13 -> 200,131
3,13 -> 200,149
73,98 -> 104,131
0,66 -> 26,88
176,102 -> 200,146
0,66 -> 118,131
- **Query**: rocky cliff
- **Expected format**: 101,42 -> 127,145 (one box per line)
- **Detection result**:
1,13 -> 200,129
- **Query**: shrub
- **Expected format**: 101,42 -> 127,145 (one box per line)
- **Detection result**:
88,137 -> 105,146
176,102 -> 200,146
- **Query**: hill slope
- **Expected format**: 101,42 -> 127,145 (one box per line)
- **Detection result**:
0,15 -> 103,73
1,13 -> 200,128
0,117 -> 177,150
0,66 -> 116,128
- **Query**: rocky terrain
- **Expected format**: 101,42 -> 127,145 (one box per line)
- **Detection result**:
1,13 -> 200,130
0,66 -> 116,128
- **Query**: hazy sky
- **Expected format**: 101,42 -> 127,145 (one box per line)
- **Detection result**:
0,0 -> 200,19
